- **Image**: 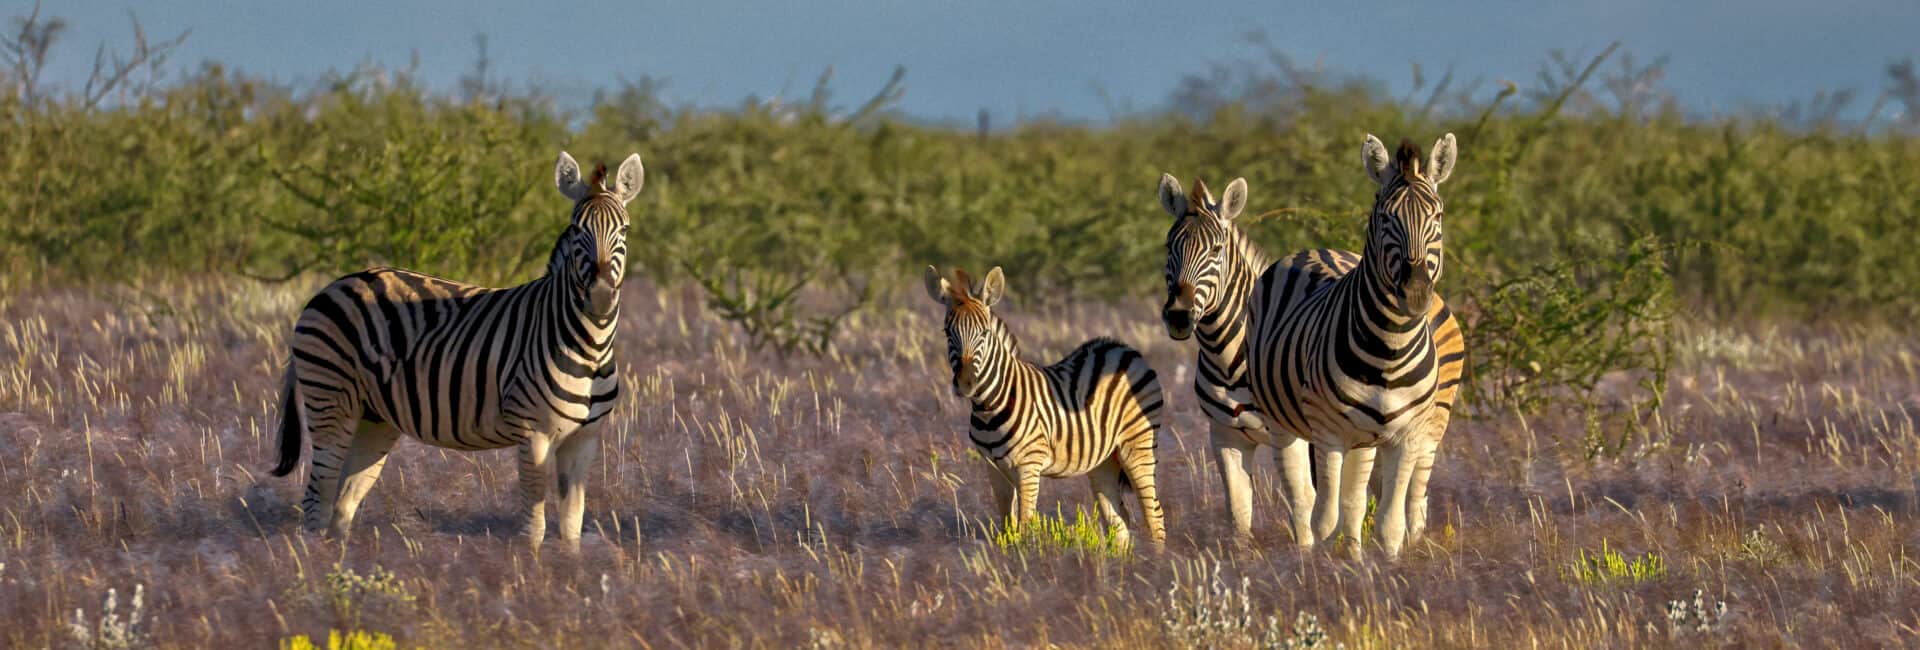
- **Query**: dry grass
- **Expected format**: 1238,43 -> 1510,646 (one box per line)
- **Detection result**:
2,277 -> 1918,648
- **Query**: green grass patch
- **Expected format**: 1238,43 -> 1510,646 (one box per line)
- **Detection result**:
1567,540 -> 1668,584
990,509 -> 1131,558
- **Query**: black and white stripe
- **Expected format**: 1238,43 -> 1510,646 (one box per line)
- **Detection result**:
926,266 -> 1168,549
271,151 -> 643,547
1245,134 -> 1467,558
1157,174 -> 1342,546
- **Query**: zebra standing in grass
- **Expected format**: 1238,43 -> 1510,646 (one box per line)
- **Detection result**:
1158,174 -> 1359,547
1244,134 -> 1466,558
925,266 -> 1169,549
271,151 -> 643,549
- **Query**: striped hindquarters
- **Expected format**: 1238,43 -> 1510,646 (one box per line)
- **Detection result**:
1034,338 -> 1164,478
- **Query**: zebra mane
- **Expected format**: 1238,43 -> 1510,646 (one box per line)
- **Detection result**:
588,163 -> 610,193
1395,139 -> 1423,179
950,268 -> 974,304
1187,177 -> 1213,215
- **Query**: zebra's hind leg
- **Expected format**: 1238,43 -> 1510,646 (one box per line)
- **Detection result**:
517,433 -> 554,550
1115,448 -> 1167,551
300,407 -> 359,534
554,426 -> 603,549
1208,422 -> 1257,546
329,421 -> 401,540
1338,447 -> 1377,561
1086,462 -> 1133,551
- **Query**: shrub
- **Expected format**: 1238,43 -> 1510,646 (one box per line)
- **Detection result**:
989,509 -> 1131,558
1567,540 -> 1668,584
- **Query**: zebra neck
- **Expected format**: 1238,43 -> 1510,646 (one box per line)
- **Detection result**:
1346,256 -> 1427,350
529,274 -> 619,357
967,351 -> 1035,418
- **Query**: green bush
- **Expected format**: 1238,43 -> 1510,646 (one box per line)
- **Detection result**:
5,10 -> 1918,391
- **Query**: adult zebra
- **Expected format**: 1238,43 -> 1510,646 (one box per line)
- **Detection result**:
926,266 -> 1169,550
1244,135 -> 1466,559
270,151 -> 642,549
1158,174 -> 1353,547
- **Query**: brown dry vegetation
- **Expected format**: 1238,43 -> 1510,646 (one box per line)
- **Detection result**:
2,278 -> 1917,648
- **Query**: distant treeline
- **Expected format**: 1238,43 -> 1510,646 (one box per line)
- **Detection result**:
3,12 -> 1917,328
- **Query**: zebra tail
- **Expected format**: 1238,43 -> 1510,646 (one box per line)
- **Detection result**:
269,360 -> 303,477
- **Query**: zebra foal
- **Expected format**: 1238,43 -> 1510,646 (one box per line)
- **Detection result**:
925,266 -> 1168,549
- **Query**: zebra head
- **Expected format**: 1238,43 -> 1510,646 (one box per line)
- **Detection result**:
1159,173 -> 1249,340
1361,133 -> 1455,317
924,265 -> 1007,400
554,151 -> 643,318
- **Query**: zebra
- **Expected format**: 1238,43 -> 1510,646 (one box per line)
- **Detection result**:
924,265 -> 1168,549
1157,173 -> 1359,547
1244,134 -> 1467,558
270,151 -> 643,549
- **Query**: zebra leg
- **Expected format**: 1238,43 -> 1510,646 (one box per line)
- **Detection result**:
1015,463 -> 1042,524
1087,462 -> 1133,550
986,458 -> 1017,528
1374,443 -> 1418,559
554,426 -> 603,548
1208,422 -> 1257,545
1116,449 -> 1167,550
1339,446 -> 1376,560
301,410 -> 358,533
1275,434 -> 1315,548
329,421 -> 401,540
1406,436 -> 1439,545
517,433 -> 553,548
1312,446 -> 1345,543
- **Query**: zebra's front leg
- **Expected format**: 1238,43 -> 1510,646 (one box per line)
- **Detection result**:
986,457 -> 1017,527
1338,446 -> 1377,561
554,425 -> 603,549
1087,462 -> 1133,551
1406,435 -> 1440,546
1275,433 -> 1315,548
1374,442 -> 1418,559
1116,448 -> 1167,551
1208,422 -> 1257,546
517,433 -> 553,549
1312,446 -> 1344,543
1015,463 -> 1042,524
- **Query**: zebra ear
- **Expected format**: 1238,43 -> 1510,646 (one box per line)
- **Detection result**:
1158,173 -> 1188,218
1361,134 -> 1392,187
612,153 -> 645,205
1218,177 -> 1249,222
1427,133 -> 1457,186
555,151 -> 590,202
924,266 -> 951,306
977,266 -> 1006,308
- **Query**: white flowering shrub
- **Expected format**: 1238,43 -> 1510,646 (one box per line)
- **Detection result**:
1163,561 -> 1342,649
1665,589 -> 1731,638
67,584 -> 149,649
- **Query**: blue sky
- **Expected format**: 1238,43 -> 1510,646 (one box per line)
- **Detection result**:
22,1 -> 1919,122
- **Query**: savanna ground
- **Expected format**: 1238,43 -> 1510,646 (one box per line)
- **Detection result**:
5,6 -> 1920,648
2,278 -> 1918,648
